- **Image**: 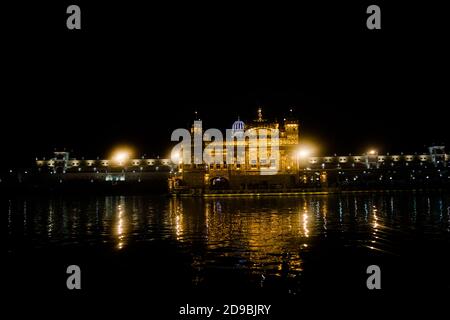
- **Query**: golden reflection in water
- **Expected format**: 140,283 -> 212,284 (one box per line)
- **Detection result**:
302,202 -> 310,238
168,198 -> 311,275
372,205 -> 379,231
169,198 -> 185,241
370,205 -> 379,250
175,213 -> 183,240
322,201 -> 328,234
115,199 -> 127,250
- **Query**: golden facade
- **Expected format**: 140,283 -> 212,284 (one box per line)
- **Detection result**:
187,108 -> 300,173
172,108 -> 301,191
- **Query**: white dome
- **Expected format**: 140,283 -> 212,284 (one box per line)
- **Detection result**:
232,119 -> 245,137
232,120 -> 244,131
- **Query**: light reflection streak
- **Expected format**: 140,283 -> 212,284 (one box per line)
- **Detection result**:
47,202 -> 54,237
364,203 -> 369,222
338,199 -> 343,224
390,197 -> 394,216
303,212 -> 309,238
175,213 -> 183,240
373,205 -> 378,231
370,204 -> 379,251
115,199 -> 127,250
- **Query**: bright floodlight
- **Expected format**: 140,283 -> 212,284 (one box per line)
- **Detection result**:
171,150 -> 182,164
297,149 -> 311,159
113,151 -> 130,164
368,149 -> 377,155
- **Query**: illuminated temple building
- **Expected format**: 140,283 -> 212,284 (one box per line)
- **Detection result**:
169,109 -> 449,194
22,108 -> 449,194
169,108 -> 303,192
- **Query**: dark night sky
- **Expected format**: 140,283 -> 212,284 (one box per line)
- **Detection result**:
2,1 -> 449,169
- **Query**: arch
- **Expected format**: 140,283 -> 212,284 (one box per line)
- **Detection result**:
210,176 -> 230,190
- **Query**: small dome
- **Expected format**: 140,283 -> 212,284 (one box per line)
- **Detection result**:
232,120 -> 244,131
232,118 -> 245,137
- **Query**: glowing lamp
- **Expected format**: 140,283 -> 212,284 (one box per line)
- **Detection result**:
297,149 -> 311,159
112,150 -> 130,165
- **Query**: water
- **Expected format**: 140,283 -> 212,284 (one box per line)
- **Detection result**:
5,193 -> 450,315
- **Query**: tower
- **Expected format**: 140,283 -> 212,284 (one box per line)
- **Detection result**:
284,108 -> 299,145
190,111 -> 203,165
429,145 -> 446,167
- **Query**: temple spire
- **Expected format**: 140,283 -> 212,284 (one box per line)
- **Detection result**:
257,107 -> 263,122
194,110 -> 201,121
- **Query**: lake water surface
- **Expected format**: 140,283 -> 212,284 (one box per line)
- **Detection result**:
5,192 -> 450,313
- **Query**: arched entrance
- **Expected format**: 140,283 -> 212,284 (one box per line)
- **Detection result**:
210,176 -> 230,190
